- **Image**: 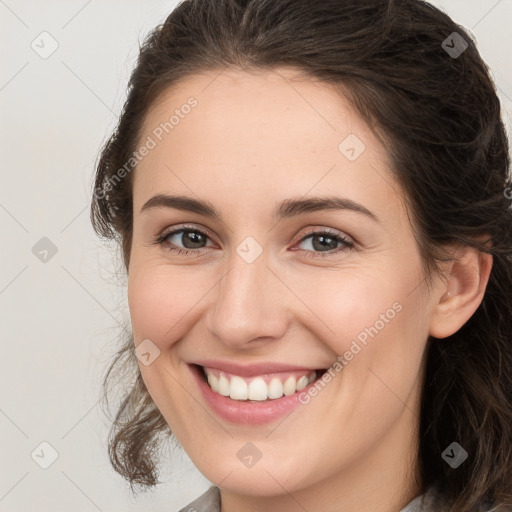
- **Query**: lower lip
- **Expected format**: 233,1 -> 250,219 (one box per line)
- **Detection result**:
189,364 -> 319,425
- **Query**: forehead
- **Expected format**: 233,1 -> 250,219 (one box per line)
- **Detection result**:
132,67 -> 404,221
140,66 -> 376,153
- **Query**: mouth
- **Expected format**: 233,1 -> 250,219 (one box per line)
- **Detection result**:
194,364 -> 328,402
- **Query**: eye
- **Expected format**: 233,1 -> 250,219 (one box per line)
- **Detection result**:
152,225 -> 354,258
154,225 -> 214,256
294,228 -> 354,259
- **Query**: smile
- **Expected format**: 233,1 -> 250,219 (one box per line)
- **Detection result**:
201,366 -> 319,401
189,362 -> 329,424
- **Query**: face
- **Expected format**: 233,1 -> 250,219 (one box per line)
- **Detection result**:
127,67 -> 442,506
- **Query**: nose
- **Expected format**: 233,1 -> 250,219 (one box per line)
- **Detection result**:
205,251 -> 291,349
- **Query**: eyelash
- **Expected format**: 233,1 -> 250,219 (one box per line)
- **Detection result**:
152,224 -> 355,259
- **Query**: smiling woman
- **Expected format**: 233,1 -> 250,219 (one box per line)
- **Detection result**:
90,1 -> 512,511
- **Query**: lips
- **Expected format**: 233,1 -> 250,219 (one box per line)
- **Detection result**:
188,362 -> 328,424
190,359 -> 323,377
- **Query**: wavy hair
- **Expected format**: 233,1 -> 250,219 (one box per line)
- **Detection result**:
90,0 -> 512,509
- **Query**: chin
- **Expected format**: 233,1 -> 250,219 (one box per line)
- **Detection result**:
191,450 -> 314,497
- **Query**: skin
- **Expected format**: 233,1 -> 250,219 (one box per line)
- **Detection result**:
127,67 -> 492,512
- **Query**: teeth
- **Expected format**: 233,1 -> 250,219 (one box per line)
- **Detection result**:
218,374 -> 230,396
283,376 -> 296,396
296,375 -> 309,391
229,376 -> 248,400
203,367 -> 318,401
207,372 -> 217,390
248,378 -> 268,401
268,378 -> 283,399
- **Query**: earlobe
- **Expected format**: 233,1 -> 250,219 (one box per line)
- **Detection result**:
429,243 -> 493,339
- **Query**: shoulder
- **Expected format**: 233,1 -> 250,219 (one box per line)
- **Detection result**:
178,486 -> 221,512
401,485 -> 499,512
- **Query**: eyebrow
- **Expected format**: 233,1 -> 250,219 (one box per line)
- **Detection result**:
140,194 -> 379,223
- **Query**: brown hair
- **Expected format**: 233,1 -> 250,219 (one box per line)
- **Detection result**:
90,0 -> 512,509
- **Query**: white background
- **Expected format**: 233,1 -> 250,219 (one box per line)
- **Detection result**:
0,1 -> 511,510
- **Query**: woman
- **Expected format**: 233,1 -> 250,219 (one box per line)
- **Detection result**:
90,0 -> 512,510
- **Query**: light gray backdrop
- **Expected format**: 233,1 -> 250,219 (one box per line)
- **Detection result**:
1,0 -> 511,510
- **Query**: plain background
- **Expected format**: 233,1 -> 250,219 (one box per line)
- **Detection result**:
0,1 -> 511,510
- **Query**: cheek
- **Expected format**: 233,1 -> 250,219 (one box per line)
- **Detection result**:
291,269 -> 400,353
296,261 -> 426,394
127,265 -> 205,346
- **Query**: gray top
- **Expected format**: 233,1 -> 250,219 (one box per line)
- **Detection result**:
178,485 -> 446,512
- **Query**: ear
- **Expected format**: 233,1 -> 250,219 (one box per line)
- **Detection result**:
429,238 -> 493,339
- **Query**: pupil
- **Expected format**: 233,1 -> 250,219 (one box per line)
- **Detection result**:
312,235 -> 337,251
183,231 -> 205,249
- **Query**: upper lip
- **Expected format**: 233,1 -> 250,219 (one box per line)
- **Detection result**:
191,360 -> 322,378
